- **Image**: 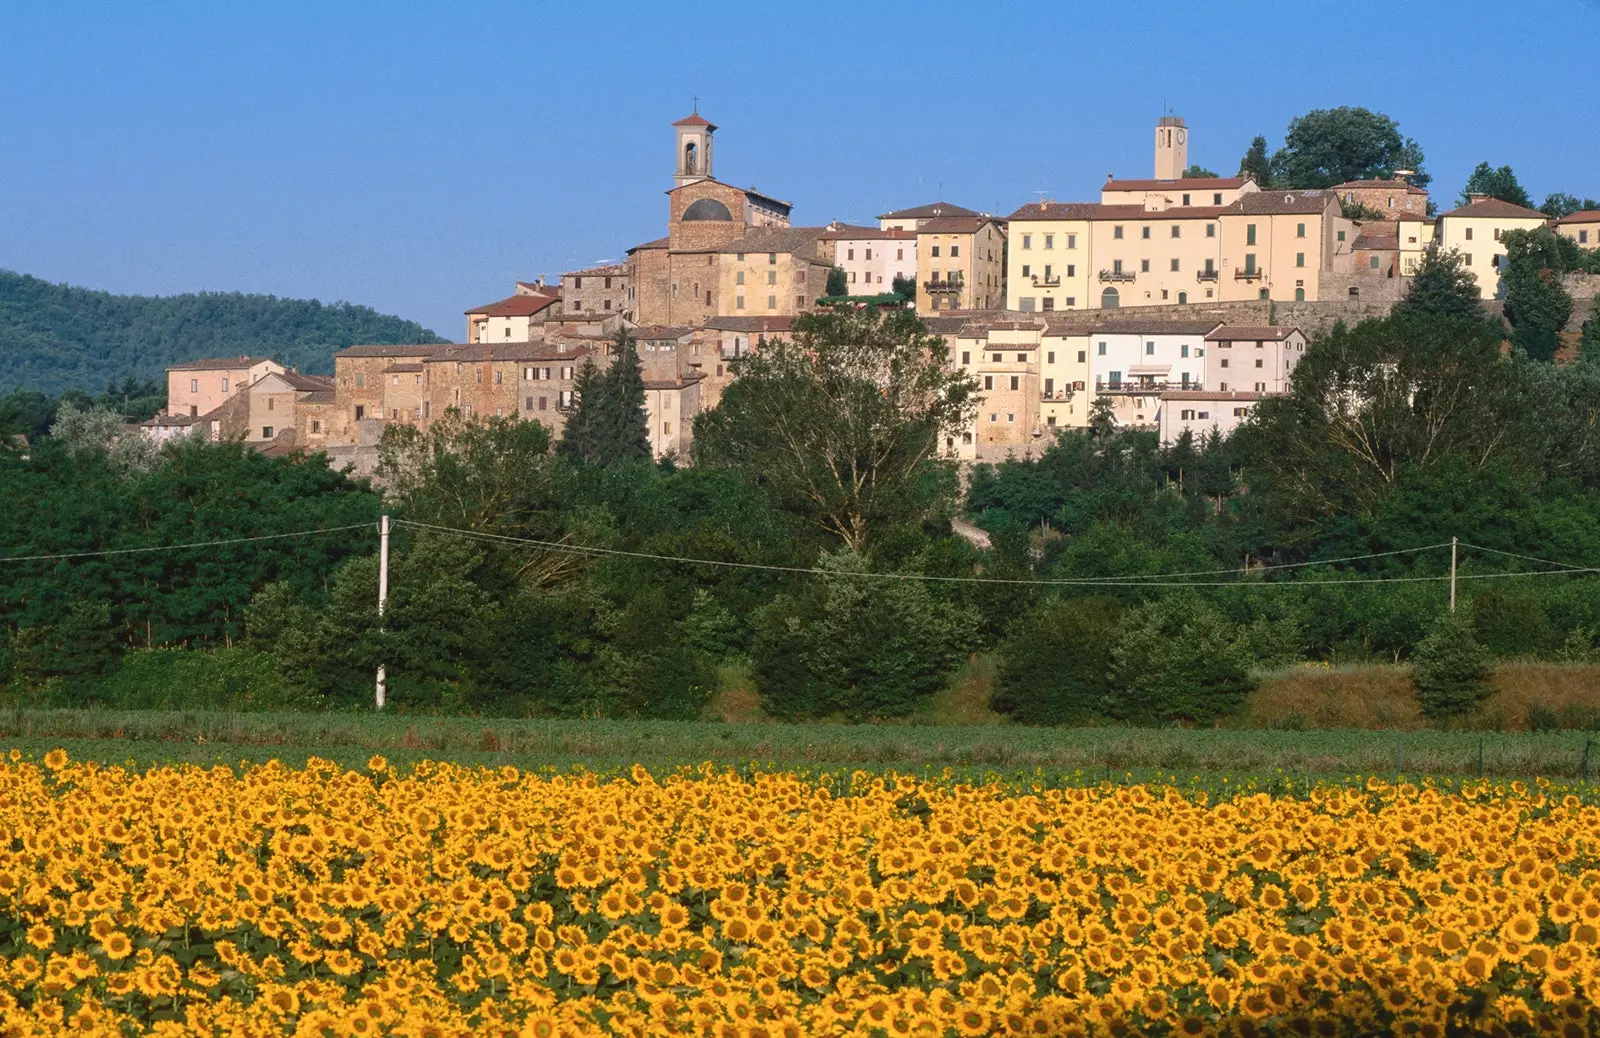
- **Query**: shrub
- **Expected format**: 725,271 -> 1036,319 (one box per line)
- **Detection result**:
993,597 -> 1122,725
1470,587 -> 1560,659
1107,596 -> 1255,725
94,646 -> 313,710
1413,610 -> 1491,720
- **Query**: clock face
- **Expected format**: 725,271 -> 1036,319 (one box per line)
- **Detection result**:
1177,129 -> 1187,145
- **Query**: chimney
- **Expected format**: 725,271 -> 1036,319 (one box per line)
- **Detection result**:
1468,193 -> 1490,204
1106,173 -> 1114,182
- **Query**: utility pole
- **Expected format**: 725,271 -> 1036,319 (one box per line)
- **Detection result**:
1449,536 -> 1458,613
376,515 -> 389,709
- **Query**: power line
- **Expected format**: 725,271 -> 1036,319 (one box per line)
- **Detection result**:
392,520 -> 1497,589
0,523 -> 375,564
1458,542 -> 1600,575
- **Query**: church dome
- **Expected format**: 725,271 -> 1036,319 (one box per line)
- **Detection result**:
681,198 -> 733,221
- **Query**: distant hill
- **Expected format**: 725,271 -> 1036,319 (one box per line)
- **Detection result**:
0,270 -> 447,394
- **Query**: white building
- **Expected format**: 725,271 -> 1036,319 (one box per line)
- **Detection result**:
819,223 -> 918,295
1158,390 -> 1266,445
1086,319 -> 1217,396
1202,325 -> 1306,395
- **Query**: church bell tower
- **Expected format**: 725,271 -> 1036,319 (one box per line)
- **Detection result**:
1155,114 -> 1187,180
673,106 -> 717,188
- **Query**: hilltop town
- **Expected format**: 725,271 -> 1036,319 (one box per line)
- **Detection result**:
144,109 -> 1600,470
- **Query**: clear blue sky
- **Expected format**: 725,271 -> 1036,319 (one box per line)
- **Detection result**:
3,1 -> 1596,340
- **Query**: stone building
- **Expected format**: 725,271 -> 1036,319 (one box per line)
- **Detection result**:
165,356 -> 284,419
202,370 -> 335,450
561,264 -> 631,319
1330,178 -> 1429,219
916,215 -> 1008,313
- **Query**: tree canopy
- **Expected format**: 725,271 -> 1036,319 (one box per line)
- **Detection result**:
1237,136 -> 1272,188
1268,107 -> 1429,190
0,269 -> 444,395
1540,192 -> 1600,219
1456,163 -> 1532,209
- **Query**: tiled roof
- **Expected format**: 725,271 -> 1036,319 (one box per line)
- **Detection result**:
1352,228 -> 1400,249
383,363 -> 425,373
877,201 -> 979,221
1092,319 -> 1224,336
715,227 -> 828,256
141,412 -> 199,427
1043,318 -> 1101,336
1205,326 -> 1300,342
425,343 -> 593,363
335,344 -> 449,359
703,315 -> 795,333
1222,191 -> 1337,216
672,112 -> 715,129
465,293 -> 561,317
300,391 -> 336,405
271,372 -> 336,393
643,373 -> 706,390
665,177 -> 792,210
817,223 -> 916,240
918,215 -> 1002,234
1437,198 -> 1550,220
1160,390 -> 1267,402
632,325 -> 695,340
563,263 -> 627,278
1557,210 -> 1600,225
166,355 -> 277,371
1331,178 -> 1429,195
1104,176 -> 1248,192
921,317 -> 970,335
628,236 -> 671,252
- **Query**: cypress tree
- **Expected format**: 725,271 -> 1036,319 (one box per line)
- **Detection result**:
595,330 -> 651,465
558,358 -> 603,462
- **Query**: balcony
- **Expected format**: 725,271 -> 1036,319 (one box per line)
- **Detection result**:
1234,267 -> 1265,282
1195,269 -> 1219,283
923,278 -> 964,294
1098,269 -> 1136,284
1030,273 -> 1061,287
1095,378 -> 1202,393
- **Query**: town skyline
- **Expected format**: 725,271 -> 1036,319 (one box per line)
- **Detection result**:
4,1 -> 1597,337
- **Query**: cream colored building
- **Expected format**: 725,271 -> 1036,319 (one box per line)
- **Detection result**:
1435,195 -> 1551,299
1217,190 -> 1354,302
1004,204 -> 1096,313
465,288 -> 562,343
1158,391 -> 1265,446
1085,204 -> 1229,309
817,223 -> 917,295
1555,211 -> 1600,248
916,215 -> 1007,313
1202,325 -> 1306,394
166,356 -> 284,418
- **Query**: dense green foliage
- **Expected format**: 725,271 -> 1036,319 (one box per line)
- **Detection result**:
1266,107 -> 1429,190
890,274 -> 917,303
1107,596 -> 1256,725
1237,136 -> 1272,188
0,378 -> 164,438
1540,192 -> 1600,219
1412,610 -> 1491,720
826,266 -> 849,297
0,269 -> 444,394
559,332 -> 652,466
993,598 -> 1121,725
1390,249 -> 1484,322
1181,164 -> 1218,179
1456,162 -> 1532,208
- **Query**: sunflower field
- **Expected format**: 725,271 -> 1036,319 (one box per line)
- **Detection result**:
2,752 -> 1599,1036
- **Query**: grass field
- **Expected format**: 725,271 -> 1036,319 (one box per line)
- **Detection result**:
2,706 -> 1596,782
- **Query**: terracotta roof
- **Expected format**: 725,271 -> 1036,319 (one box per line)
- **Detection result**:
1092,320 -> 1223,336
643,373 -> 706,390
632,325 -> 694,340
1557,210 -> 1600,225
563,263 -> 627,278
703,315 -> 795,333
877,201 -> 979,221
921,317 -> 969,335
300,391 -> 336,405
817,223 -> 916,240
715,227 -> 828,256
665,177 -> 792,210
1437,198 -> 1550,220
335,344 -> 448,359
1352,230 -> 1399,250
270,372 -> 336,393
1331,178 -> 1429,195
1204,326 -> 1301,342
1104,176 -> 1247,192
1043,318 -> 1101,336
425,344 -> 593,363
672,112 -> 716,129
166,355 -> 277,371
918,215 -> 1002,234
628,237 -> 671,253
1160,390 -> 1267,402
1222,191 -> 1337,216
465,293 -> 561,317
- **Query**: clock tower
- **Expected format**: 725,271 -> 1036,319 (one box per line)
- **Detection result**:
1155,114 -> 1187,180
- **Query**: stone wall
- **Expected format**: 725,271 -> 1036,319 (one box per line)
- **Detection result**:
1318,270 -> 1407,305
1562,272 -> 1600,301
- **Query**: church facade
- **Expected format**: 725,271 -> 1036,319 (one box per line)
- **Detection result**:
628,111 -> 832,326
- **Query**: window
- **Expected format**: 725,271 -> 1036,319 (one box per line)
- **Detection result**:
1255,358 -> 1264,368
865,248 -> 872,260
1022,234 -> 1031,249
1077,350 -> 1086,362
847,248 -> 854,260
1045,351 -> 1055,364
662,421 -> 672,435
1022,265 -> 1031,277
1043,264 -> 1053,279
961,351 -> 970,364
1493,228 -> 1502,241
1140,259 -> 1150,273
768,253 -> 777,264
1045,234 -> 1054,248
736,295 -> 744,309
931,245 -> 941,257
558,390 -> 573,408
767,295 -> 776,309
1016,353 -> 1027,363
1255,382 -> 1266,392
311,420 -> 321,433
1296,222 -> 1306,238
991,353 -> 1002,362
525,396 -> 534,410
1109,371 -> 1122,387
950,245 -> 959,257
266,397 -> 275,411
494,370 -> 503,384
1009,376 -> 1019,391
1369,256 -> 1381,270
1044,378 -> 1054,395
1295,287 -> 1306,301
736,271 -> 744,285
1221,358 -> 1229,369
1246,224 -> 1257,246
736,252 -> 745,261
190,378 -> 199,393
1097,342 -> 1107,356
1113,260 -> 1124,274
1181,409 -> 1194,421
1296,252 -> 1306,268
1141,226 -> 1151,239
1182,193 -> 1191,206
505,327 -> 513,339
1066,297 -> 1076,306
989,415 -> 997,423
1170,258 -> 1180,272
1113,226 -> 1124,239
1582,231 -> 1590,244
1180,345 -> 1189,358
1464,254 -> 1473,266
796,295 -> 805,309
355,405 -> 365,420
1205,223 -> 1215,238
1171,225 -> 1181,238
560,367 -> 572,380
1042,298 -> 1055,311
1145,341 -> 1155,355
262,426 -> 273,438
1244,254 -> 1257,274
1338,230 -> 1346,242
896,248 -> 904,260
1259,288 -> 1270,299
1465,227 -> 1473,241
221,378 -> 229,393
1007,413 -> 1015,423
767,270 -> 776,285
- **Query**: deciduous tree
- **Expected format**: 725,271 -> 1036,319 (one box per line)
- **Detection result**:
1269,108 -> 1429,189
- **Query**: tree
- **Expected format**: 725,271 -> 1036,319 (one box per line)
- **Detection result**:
1106,596 -> 1255,725
1182,164 -> 1218,179
1238,135 -> 1272,188
1456,162 -> 1532,208
1580,315 -> 1600,364
891,273 -> 917,302
1269,107 -> 1429,189
1088,395 -> 1116,440
558,359 -> 604,463
1412,610 -> 1490,720
1391,248 -> 1483,321
50,401 -> 159,471
993,597 -> 1122,724
1540,192 -> 1600,219
826,266 -> 849,297
693,307 -> 978,551
557,331 -> 651,467
1501,227 -> 1574,362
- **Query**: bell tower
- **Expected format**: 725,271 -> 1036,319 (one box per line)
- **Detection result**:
673,105 -> 717,188
1155,114 -> 1187,180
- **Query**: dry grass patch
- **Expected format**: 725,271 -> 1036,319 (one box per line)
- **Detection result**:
1243,664 -> 1423,729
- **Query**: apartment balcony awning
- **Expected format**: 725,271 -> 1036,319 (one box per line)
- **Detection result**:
1128,364 -> 1172,375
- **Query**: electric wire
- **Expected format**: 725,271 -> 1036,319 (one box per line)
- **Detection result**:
0,523 -> 375,564
1457,542 -> 1600,575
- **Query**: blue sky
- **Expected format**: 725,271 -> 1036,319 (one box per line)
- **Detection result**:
2,1 -> 1596,339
